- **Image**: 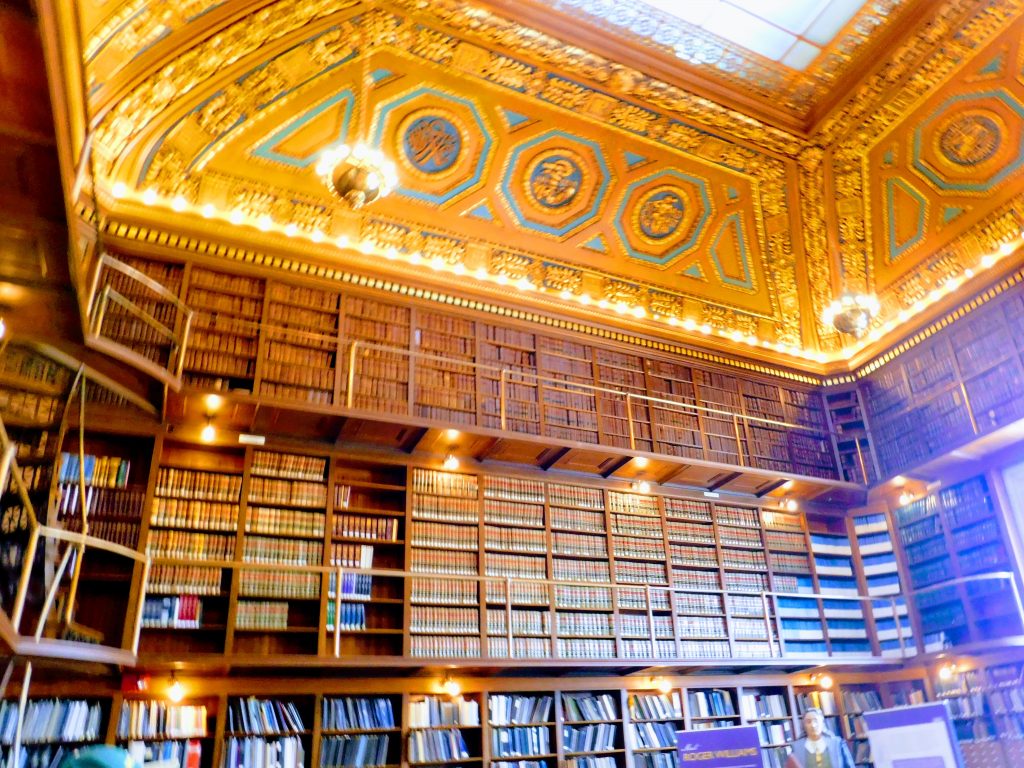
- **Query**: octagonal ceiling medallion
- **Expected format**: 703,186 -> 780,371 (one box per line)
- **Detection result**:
501,130 -> 612,239
613,169 -> 712,267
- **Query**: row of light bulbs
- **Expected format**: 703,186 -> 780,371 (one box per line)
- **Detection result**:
111,184 -> 1021,362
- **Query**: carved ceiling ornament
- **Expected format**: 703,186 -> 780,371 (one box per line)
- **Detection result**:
69,0 -> 1024,363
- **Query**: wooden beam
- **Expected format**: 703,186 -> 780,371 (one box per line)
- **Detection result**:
539,446 -> 571,471
600,456 -> 632,479
707,472 -> 742,492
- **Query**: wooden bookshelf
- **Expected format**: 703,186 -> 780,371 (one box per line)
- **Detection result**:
407,694 -> 482,766
344,296 -> 411,415
739,685 -> 794,768
625,689 -> 682,768
487,692 -> 555,768
115,696 -> 215,768
414,312 -> 477,425
559,691 -> 624,768
321,694 -> 401,768
0,696 -> 107,768
824,388 -> 877,485
892,475 -> 1021,650
330,460 -> 406,657
184,267 -> 264,394
222,696 -> 313,768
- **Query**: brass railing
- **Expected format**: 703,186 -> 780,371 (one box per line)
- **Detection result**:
85,252 -> 194,389
344,340 -> 837,477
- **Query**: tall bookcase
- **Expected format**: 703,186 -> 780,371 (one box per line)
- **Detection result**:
0,697 -> 107,768
116,697 -> 214,768
892,475 -> 1021,650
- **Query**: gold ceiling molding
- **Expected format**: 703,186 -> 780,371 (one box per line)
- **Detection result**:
522,0 -> 914,121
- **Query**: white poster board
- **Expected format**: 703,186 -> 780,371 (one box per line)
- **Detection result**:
863,703 -> 965,768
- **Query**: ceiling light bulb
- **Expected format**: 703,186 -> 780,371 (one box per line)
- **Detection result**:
938,663 -> 956,681
898,491 -> 913,506
651,677 -> 672,695
0,317 -> 5,339
445,429 -> 461,441
634,457 -> 649,469
1000,242 -> 1016,256
171,196 -> 187,212
111,182 -> 127,199
818,674 -> 834,690
200,422 -> 216,444
204,394 -> 223,412
785,499 -> 798,512
892,475 -> 906,487
442,454 -> 459,471
201,204 -> 215,218
442,675 -> 461,697
635,480 -> 651,494
167,678 -> 185,703
142,189 -> 158,206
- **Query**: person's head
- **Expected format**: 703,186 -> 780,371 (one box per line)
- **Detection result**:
802,708 -> 826,740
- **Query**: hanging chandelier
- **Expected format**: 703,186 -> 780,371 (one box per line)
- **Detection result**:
822,291 -> 880,338
317,142 -> 398,210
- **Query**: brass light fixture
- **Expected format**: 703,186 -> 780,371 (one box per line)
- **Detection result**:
316,44 -> 398,210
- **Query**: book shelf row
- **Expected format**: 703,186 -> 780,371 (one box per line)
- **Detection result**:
106,257 -> 837,480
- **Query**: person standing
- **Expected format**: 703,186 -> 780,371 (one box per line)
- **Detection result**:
785,708 -> 856,768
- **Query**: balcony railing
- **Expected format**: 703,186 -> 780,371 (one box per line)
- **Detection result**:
86,252 -> 193,389
343,340 -> 839,481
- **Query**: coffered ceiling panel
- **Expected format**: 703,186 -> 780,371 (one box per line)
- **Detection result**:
44,0 -> 1024,373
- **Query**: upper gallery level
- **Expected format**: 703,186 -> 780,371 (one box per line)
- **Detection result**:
30,0 -> 1024,374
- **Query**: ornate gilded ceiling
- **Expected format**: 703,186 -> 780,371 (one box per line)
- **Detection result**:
42,0 -> 1024,372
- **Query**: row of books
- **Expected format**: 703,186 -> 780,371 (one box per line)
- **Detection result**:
142,595 -> 204,628
334,515 -> 399,542
147,530 -> 234,561
0,700 -> 102,745
320,733 -> 390,768
222,736 -> 305,768
246,507 -> 325,538
321,697 -> 396,731
149,565 -> 222,595
155,468 -> 242,502
152,498 -> 237,531
411,469 -> 478,498
125,739 -> 201,768
409,697 -> 480,728
58,452 -> 131,488
562,723 -> 616,753
243,536 -> 322,565
489,696 -> 553,726
240,571 -> 319,600
57,485 -> 144,520
561,693 -> 618,723
251,450 -> 327,481
236,601 -> 289,630
407,728 -> 469,764
492,726 -> 551,756
118,702 -> 208,739
249,477 -> 327,508
631,720 -> 677,749
226,698 -> 306,735
484,499 -> 545,529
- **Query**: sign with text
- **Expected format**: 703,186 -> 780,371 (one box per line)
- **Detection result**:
863,703 -> 965,768
677,725 -> 763,767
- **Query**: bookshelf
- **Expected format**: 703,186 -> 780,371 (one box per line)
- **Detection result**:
414,312 -> 477,425
344,296 -> 411,415
626,689 -> 682,768
892,475 -> 1020,650
321,695 -> 400,768
259,282 -> 341,406
55,431 -> 153,645
824,389 -> 877,485
482,476 -> 550,659
645,360 -> 702,461
550,483 -> 614,660
838,684 -> 884,767
693,371 -> 741,467
739,686 -> 793,768
183,267 -> 264,394
478,326 -> 539,435
238,449 -> 327,655
537,337 -> 599,445
594,349 -> 652,453
686,688 -> 740,731
330,460 -> 406,657
407,694 -> 482,766
559,691 -> 624,768
933,666 -> 1003,768
0,697 -> 106,768
223,696 -> 312,768
0,344 -> 75,624
850,511 -> 914,658
142,441 -> 243,655
986,661 -> 1024,766
488,693 -> 555,768
116,697 -> 213,768
808,520 -> 870,658
409,468 -> 481,659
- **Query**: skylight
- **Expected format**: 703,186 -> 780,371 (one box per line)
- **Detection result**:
607,0 -> 869,71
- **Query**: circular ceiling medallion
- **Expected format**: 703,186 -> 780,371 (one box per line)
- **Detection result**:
401,111 -> 463,175
524,149 -> 585,210
938,111 -> 1003,166
634,186 -> 686,241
